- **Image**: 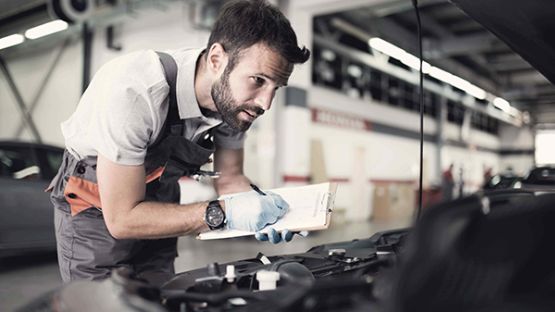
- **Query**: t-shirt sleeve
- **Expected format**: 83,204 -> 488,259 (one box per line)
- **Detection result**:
213,123 -> 246,149
84,60 -> 161,165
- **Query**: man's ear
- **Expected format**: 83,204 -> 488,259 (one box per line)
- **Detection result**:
207,43 -> 228,74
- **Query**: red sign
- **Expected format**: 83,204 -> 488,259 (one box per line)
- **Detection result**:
311,108 -> 372,131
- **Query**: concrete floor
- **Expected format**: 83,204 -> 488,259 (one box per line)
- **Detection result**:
0,219 -> 408,311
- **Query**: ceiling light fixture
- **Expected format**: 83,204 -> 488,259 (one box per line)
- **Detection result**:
369,37 -> 487,100
0,34 -> 24,50
25,20 -> 68,40
493,97 -> 519,116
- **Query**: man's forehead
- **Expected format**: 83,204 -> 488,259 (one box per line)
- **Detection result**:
235,43 -> 293,86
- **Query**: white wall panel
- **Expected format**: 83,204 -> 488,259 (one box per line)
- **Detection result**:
0,42 -> 82,146
499,123 -> 534,149
306,88 -> 504,219
278,106 -> 311,182
498,121 -> 535,173
311,86 -> 438,135
310,118 -> 439,221
499,156 -> 535,176
282,1 -> 312,89
92,3 -> 210,74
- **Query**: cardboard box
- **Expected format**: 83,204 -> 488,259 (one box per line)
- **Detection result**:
372,181 -> 416,221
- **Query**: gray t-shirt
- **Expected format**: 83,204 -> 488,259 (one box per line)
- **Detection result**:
61,48 -> 245,165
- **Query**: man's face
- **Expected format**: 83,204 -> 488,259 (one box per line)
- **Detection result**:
211,43 -> 293,131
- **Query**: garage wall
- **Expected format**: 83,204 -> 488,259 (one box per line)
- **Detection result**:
498,124 -> 535,175
90,3 -> 211,74
307,86 -> 501,220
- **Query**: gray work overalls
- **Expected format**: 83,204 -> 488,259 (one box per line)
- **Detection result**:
48,52 -> 215,286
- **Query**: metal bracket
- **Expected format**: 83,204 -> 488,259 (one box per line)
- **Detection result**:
0,56 -> 44,143
11,38 -> 72,139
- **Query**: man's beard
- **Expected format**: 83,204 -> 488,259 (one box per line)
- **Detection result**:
211,69 -> 264,132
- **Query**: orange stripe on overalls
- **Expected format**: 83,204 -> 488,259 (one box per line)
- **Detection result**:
64,166 -> 165,216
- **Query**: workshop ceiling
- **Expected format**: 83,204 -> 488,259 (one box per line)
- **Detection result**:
1,0 -> 554,126
0,0 -> 49,37
313,0 -> 555,126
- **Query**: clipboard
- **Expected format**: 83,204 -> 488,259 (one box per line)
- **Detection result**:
197,182 -> 337,240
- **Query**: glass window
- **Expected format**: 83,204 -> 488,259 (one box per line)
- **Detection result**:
0,146 -> 40,180
312,45 -> 343,91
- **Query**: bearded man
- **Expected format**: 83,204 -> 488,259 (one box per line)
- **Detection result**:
48,0 -> 309,286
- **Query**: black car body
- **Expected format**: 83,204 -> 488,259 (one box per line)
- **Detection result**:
0,141 -> 63,257
18,190 -> 555,312
519,166 -> 555,190
483,173 -> 522,190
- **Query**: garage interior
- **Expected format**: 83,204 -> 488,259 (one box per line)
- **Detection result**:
1,0 -> 554,311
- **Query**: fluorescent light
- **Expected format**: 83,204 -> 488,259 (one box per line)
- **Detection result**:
25,20 -> 68,40
369,37 -> 523,114
493,97 -> 521,117
369,38 -> 406,59
428,66 -> 454,83
493,97 -> 511,112
369,37 -> 486,100
429,66 -> 486,99
401,53 -> 431,73
464,84 -> 487,100
0,34 -> 24,50
369,37 -> 431,73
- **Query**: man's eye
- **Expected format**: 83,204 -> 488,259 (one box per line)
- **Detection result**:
252,77 -> 265,86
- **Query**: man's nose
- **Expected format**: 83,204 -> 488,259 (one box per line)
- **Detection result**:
255,88 -> 275,111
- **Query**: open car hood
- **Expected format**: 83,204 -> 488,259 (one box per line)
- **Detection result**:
450,0 -> 555,84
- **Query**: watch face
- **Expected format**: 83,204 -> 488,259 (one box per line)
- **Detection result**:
206,205 -> 225,228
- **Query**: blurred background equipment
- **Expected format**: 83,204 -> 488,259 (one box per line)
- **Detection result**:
48,0 -> 96,24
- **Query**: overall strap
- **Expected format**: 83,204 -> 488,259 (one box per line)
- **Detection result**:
152,51 -> 182,148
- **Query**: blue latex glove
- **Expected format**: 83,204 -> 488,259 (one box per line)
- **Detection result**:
224,191 -> 289,232
255,228 -> 309,244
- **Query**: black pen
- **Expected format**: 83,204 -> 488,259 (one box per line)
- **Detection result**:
250,183 -> 266,196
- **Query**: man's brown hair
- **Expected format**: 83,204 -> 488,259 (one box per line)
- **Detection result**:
206,0 -> 310,70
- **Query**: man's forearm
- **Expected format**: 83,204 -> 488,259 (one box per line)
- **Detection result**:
215,174 -> 252,195
106,200 -> 222,240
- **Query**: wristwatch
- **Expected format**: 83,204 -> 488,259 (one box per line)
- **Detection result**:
205,200 -> 226,230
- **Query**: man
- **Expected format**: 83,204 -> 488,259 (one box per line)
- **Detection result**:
442,164 -> 455,201
48,0 -> 310,285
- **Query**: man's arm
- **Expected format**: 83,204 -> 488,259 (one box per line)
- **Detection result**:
213,147 -> 252,195
97,153 -> 213,240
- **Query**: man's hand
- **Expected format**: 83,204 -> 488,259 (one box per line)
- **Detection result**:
224,191 -> 288,232
255,228 -> 309,244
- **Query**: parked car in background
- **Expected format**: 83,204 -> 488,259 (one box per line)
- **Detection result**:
519,166 -> 555,190
0,141 -> 63,257
483,173 -> 522,191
